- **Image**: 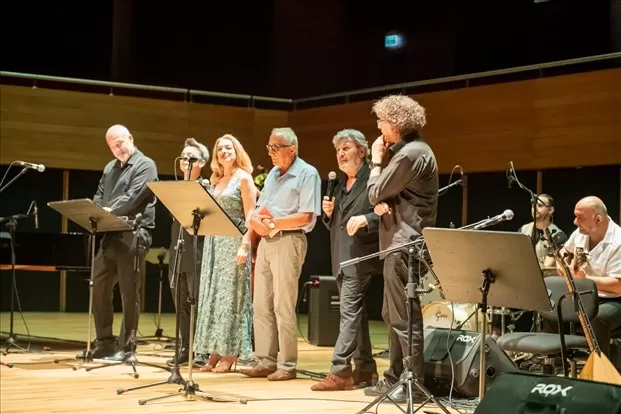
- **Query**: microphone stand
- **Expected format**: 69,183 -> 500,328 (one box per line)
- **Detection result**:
438,179 -> 462,196
0,207 -> 37,355
507,162 -> 547,332
346,237 -> 451,414
0,167 -> 29,195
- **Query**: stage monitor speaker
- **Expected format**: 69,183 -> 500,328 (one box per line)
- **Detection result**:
307,275 -> 340,347
423,327 -> 519,398
474,371 -> 621,414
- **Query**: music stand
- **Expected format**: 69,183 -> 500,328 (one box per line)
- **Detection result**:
48,199 -> 163,375
119,180 -> 248,405
421,227 -> 552,400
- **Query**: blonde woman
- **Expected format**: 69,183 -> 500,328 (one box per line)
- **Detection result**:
194,134 -> 257,372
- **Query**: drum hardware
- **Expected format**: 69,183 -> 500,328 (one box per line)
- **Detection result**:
422,301 -> 479,332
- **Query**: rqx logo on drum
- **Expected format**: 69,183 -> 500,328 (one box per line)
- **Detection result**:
456,334 -> 477,344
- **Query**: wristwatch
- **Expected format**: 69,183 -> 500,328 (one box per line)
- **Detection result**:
369,160 -> 381,169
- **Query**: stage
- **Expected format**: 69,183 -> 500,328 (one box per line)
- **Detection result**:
0,312 -> 469,414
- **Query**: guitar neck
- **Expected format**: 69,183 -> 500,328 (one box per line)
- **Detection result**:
553,254 -> 601,354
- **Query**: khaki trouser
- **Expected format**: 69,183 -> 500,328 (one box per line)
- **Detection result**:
253,231 -> 307,371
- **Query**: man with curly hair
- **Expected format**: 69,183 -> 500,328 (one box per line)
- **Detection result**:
364,95 -> 439,403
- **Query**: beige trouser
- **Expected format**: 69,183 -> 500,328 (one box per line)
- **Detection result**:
253,231 -> 307,371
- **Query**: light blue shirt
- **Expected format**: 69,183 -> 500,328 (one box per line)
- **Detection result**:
255,157 -> 322,233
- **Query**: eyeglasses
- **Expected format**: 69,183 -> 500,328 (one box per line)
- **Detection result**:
376,119 -> 388,127
266,144 -> 292,152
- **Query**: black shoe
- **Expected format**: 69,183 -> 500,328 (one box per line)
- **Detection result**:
194,353 -> 207,366
102,350 -> 125,362
167,348 -> 189,366
364,378 -> 395,397
90,343 -> 116,359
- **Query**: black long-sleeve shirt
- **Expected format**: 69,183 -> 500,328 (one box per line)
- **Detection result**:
93,149 -> 158,230
367,133 -> 439,255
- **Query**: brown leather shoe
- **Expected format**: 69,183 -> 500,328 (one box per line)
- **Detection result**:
311,374 -> 354,391
267,368 -> 296,381
238,365 -> 276,378
353,369 -> 379,387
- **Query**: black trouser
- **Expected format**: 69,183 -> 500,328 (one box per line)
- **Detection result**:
329,272 -> 377,376
168,270 -> 197,350
92,230 -> 150,351
382,252 -> 424,384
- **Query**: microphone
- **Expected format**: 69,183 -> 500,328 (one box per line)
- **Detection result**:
182,156 -> 200,164
34,202 -> 39,229
472,209 -> 514,230
16,160 -> 45,172
325,171 -> 337,199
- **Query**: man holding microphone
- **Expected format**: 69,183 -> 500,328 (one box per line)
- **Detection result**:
311,129 -> 381,391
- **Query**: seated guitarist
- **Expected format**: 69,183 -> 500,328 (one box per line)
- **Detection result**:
558,196 -> 621,364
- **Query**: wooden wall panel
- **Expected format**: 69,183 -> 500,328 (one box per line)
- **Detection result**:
2,68 -> 619,178
0,85 -> 287,175
289,68 -> 621,176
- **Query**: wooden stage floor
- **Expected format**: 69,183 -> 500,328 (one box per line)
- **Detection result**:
0,312 -> 470,414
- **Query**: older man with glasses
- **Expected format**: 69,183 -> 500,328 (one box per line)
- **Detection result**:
240,127 -> 321,381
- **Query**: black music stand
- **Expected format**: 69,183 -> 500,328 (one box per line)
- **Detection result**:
48,199 -> 164,376
421,227 -> 552,400
118,180 -> 248,405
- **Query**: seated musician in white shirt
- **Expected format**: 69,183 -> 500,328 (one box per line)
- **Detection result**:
557,196 -> 621,362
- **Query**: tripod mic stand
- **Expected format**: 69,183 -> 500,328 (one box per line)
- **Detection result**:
342,238 -> 451,414
1,208 -> 36,355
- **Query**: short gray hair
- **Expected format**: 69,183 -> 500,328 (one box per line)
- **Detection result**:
271,127 -> 298,154
332,129 -> 369,161
184,137 -> 210,162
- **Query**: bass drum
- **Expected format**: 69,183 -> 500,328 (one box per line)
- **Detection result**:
422,301 -> 478,332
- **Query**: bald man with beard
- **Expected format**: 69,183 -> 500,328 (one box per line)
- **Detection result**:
558,196 -> 621,364
88,124 -> 159,361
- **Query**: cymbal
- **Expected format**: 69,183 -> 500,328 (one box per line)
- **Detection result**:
145,247 -> 169,265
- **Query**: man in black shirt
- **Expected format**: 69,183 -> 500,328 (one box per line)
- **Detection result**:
167,138 -> 210,366
311,129 -> 381,391
364,95 -> 439,403
90,124 -> 158,359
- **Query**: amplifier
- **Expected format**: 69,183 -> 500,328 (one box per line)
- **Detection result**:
307,275 -> 340,347
423,327 -> 518,398
475,371 -> 621,414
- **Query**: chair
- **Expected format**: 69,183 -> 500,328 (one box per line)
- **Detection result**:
497,276 -> 599,378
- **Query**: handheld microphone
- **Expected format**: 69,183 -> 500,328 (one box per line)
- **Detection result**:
472,209 -> 514,230
34,202 -> 39,229
16,160 -> 46,172
325,171 -> 337,199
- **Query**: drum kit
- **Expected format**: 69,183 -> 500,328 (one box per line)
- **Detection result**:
419,271 -> 530,337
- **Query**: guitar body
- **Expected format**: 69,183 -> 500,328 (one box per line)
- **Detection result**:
579,352 -> 621,385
